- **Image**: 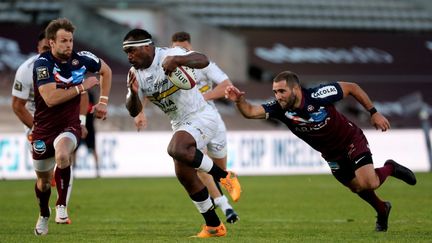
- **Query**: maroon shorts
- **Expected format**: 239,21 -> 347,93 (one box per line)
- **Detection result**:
326,133 -> 373,184
31,126 -> 81,160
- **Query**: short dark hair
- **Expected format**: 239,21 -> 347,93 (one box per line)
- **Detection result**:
273,71 -> 300,88
171,31 -> 191,43
123,29 -> 152,41
37,31 -> 45,41
45,18 -> 75,40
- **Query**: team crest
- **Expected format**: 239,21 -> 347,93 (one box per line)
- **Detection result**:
72,59 -> 79,66
307,105 -> 314,112
14,81 -> 23,91
36,66 -> 49,80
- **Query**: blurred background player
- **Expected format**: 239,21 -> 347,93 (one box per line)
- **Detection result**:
123,28 -> 241,238
11,30 -> 86,225
31,18 -> 112,236
225,70 -> 417,232
74,89 -> 100,178
170,31 -> 239,224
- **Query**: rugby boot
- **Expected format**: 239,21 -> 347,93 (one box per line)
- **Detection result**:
193,223 -> 227,238
385,160 -> 417,185
225,208 -> 239,224
220,171 -> 241,202
376,201 -> 392,232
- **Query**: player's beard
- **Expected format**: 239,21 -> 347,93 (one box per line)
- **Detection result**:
279,92 -> 297,110
56,49 -> 72,61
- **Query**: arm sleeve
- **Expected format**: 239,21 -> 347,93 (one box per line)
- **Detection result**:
12,60 -> 32,99
77,51 -> 102,73
308,82 -> 344,105
203,62 -> 229,84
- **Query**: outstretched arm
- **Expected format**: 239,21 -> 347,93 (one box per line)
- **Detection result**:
225,85 -> 266,119
338,81 -> 390,131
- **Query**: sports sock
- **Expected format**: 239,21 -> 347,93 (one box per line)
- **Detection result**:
66,168 -> 73,205
55,166 -> 71,206
35,183 -> 51,217
191,188 -> 221,227
214,195 -> 231,213
375,162 -> 394,185
357,190 -> 386,214
192,149 -> 227,180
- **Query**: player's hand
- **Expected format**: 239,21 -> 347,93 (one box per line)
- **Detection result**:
92,102 -> 108,120
127,70 -> 139,93
225,85 -> 245,103
83,76 -> 100,90
162,56 -> 178,75
134,111 -> 148,131
81,125 -> 88,139
371,112 -> 390,132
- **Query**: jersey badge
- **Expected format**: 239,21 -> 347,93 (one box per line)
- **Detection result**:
36,66 -> 49,80
72,59 -> 79,66
14,80 -> 23,91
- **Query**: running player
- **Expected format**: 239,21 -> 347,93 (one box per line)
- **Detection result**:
123,28 -> 241,238
225,70 -> 417,232
32,18 -> 112,236
11,31 -> 87,226
171,31 -> 239,224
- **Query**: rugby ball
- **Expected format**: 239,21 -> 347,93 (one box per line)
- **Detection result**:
168,66 -> 196,90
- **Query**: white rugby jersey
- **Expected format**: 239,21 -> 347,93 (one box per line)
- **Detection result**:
195,62 -> 228,110
130,47 -> 210,126
11,54 -> 39,114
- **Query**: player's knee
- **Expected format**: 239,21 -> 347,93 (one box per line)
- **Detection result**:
167,144 -> 194,163
37,179 -> 51,191
55,151 -> 71,168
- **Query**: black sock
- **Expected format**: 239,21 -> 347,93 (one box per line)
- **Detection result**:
35,183 -> 51,217
192,149 -> 227,181
190,188 -> 220,227
209,164 -> 228,181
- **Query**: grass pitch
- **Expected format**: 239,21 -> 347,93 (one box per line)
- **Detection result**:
1,173 -> 431,242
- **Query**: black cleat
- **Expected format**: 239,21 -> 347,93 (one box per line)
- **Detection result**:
385,160 -> 417,185
376,201 -> 392,232
225,208 -> 239,224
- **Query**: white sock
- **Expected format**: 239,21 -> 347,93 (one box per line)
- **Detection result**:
192,196 -> 213,213
66,168 -> 73,206
198,154 -> 213,173
214,195 -> 231,213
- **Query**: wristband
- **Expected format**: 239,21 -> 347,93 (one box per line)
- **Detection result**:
99,95 -> 109,101
80,84 -> 85,92
79,114 -> 87,125
368,107 -> 377,116
75,86 -> 80,95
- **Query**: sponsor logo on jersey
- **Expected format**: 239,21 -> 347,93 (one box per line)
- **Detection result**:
36,66 -> 49,80
311,85 -> 337,98
72,59 -> 79,66
14,80 -> 23,91
77,51 -> 100,63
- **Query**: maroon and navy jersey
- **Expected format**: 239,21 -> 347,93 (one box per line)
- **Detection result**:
262,82 -> 367,161
32,50 -> 101,136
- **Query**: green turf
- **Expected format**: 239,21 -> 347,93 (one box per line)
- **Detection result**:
1,173 -> 431,242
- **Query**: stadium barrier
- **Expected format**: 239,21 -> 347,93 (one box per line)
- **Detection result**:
0,130 -> 429,179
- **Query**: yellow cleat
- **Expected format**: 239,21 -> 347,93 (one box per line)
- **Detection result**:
220,171 -> 242,202
193,223 -> 227,238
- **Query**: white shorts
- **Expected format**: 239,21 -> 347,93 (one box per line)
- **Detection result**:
173,106 -> 224,156
33,131 -> 78,172
206,112 -> 227,159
